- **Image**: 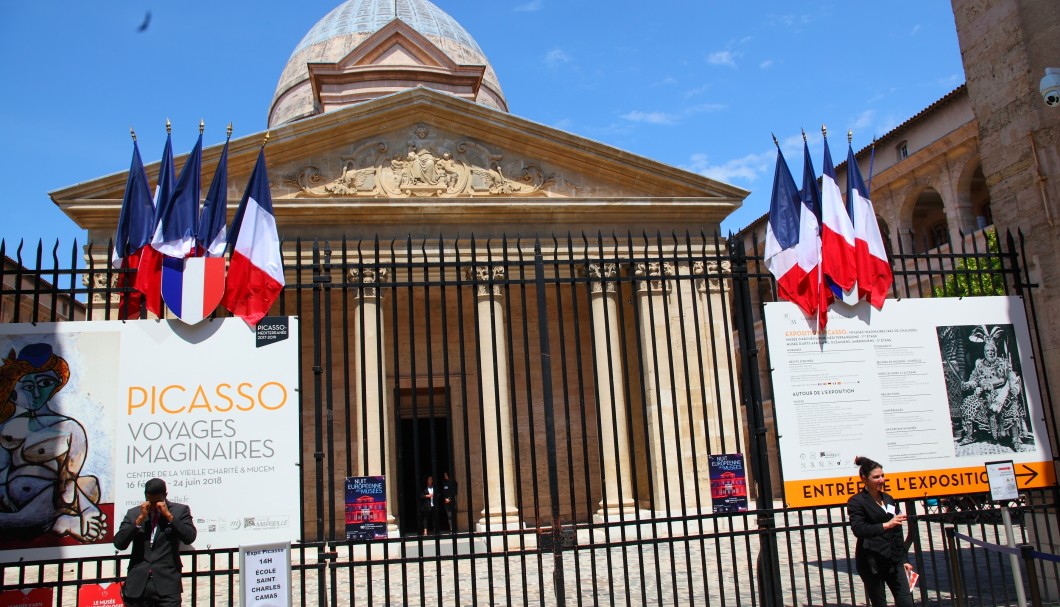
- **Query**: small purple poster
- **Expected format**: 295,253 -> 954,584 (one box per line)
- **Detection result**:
344,476 -> 388,541
708,454 -> 749,513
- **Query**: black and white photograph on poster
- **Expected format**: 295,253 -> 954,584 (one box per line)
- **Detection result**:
937,324 -> 1033,455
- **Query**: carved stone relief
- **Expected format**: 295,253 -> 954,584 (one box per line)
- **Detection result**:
282,125 -> 606,199
693,259 -> 732,291
83,272 -> 120,305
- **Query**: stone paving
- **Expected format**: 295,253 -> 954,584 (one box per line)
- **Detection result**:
3,507 -> 1048,606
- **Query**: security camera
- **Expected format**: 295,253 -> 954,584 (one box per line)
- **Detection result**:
1041,67 -> 1060,107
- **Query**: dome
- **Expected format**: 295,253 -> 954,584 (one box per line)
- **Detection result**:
269,0 -> 507,127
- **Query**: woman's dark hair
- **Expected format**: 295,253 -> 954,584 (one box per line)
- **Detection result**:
854,456 -> 882,479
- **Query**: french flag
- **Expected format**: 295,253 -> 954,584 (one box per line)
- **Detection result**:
156,133 -> 230,325
222,148 -> 284,327
151,132 -> 202,258
111,136 -> 154,319
820,135 -> 857,300
134,131 -> 176,317
196,132 -> 230,257
763,145 -> 817,318
847,143 -> 893,308
797,138 -> 824,330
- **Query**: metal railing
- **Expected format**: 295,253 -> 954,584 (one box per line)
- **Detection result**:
1,229 -> 1055,606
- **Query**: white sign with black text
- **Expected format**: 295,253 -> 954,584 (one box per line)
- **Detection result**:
240,542 -> 291,607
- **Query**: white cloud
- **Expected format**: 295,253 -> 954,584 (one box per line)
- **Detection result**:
544,48 -> 571,68
686,103 -> 727,114
767,13 -> 813,28
707,50 -> 738,68
911,24 -> 922,36
937,73 -> 962,88
850,109 -> 875,132
683,84 -> 709,99
620,102 -> 724,126
621,110 -> 678,125
759,59 -> 774,69
684,151 -> 773,185
515,0 -> 543,11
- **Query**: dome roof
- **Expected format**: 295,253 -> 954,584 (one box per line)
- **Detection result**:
269,0 -> 507,127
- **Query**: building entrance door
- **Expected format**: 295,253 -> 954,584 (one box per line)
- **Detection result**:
396,413 -> 451,536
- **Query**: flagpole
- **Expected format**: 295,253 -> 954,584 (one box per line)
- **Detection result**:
227,123 -> 233,141
166,117 -> 171,134
866,136 -> 877,192
804,128 -> 824,333
200,119 -> 205,135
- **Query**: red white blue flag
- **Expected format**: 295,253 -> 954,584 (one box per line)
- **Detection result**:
797,139 -> 824,329
157,133 -> 207,323
152,133 -> 202,258
222,148 -> 284,327
764,146 -> 817,318
197,133 -> 230,257
134,131 -> 176,317
112,136 -> 154,319
820,135 -> 857,302
847,143 -> 893,308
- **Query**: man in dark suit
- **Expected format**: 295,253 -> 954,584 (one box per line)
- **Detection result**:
113,478 -> 197,606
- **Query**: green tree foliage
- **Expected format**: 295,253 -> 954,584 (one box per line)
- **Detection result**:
932,230 -> 1007,297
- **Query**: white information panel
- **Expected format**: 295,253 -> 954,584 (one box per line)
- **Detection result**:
765,297 -> 1053,506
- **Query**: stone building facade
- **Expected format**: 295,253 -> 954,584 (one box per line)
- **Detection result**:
950,0 -> 1059,427
49,0 -> 749,539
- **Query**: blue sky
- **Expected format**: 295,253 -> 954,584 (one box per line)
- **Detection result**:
0,1 -> 965,251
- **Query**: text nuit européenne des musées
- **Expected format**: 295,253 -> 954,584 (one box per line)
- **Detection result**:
125,382 -> 286,464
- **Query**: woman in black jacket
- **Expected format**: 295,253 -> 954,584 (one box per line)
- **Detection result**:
847,456 -> 915,606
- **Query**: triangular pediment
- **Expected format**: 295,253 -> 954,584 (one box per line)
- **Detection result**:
372,43 -> 425,67
51,88 -> 747,239
336,20 -> 453,70
304,20 -> 486,112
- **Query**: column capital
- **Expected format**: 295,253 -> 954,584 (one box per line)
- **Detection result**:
632,261 -> 673,294
692,259 -> 731,292
83,272 -> 120,305
349,267 -> 389,298
579,262 -> 619,293
466,265 -> 506,297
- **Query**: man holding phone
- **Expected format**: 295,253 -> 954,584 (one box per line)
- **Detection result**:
114,478 -> 197,606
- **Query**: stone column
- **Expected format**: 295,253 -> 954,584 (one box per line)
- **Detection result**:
350,267 -> 398,533
469,266 -> 522,533
692,259 -> 740,456
582,263 -> 638,522
634,261 -> 684,515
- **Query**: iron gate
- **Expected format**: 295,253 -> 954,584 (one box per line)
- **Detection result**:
1,228 -> 1057,606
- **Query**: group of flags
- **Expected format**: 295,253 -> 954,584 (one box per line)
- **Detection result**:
112,122 -> 284,327
764,129 -> 893,331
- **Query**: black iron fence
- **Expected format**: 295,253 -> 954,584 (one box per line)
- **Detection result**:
1,229 -> 1057,606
